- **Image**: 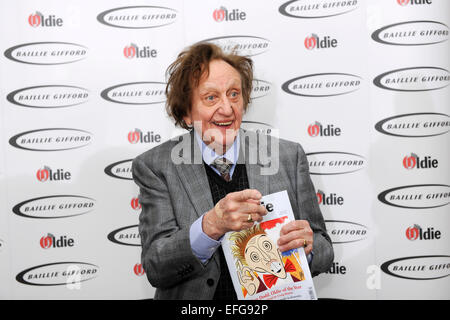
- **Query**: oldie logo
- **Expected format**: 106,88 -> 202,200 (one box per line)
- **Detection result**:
397,0 -> 432,6
282,73 -> 362,97
378,184 -> 449,209
9,128 -> 92,151
308,122 -> 341,137
36,166 -> 71,182
325,220 -> 368,244
107,225 -> 140,246
317,190 -> 344,206
13,195 -> 95,219
279,0 -> 359,19
213,6 -> 246,22
372,20 -> 448,46
306,151 -> 366,175
16,262 -> 99,286
375,112 -> 449,138
405,224 -> 441,241
7,85 -> 89,109
97,6 -> 178,29
40,233 -> 75,249
133,263 -> 145,276
104,159 -> 133,180
130,197 -> 141,210
4,42 -> 87,65
402,153 -> 438,169
123,43 -> 157,59
101,82 -> 166,105
373,66 -> 449,92
127,129 -> 161,144
325,262 -> 347,275
381,255 -> 449,280
28,11 -> 63,27
304,34 -> 338,49
198,35 -> 270,57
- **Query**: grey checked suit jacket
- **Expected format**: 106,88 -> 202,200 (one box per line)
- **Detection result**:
132,129 -> 333,300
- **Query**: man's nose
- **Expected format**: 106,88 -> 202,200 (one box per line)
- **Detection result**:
218,94 -> 233,115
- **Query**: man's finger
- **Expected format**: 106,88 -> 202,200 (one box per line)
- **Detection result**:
280,220 -> 310,236
238,201 -> 267,215
229,189 -> 262,202
277,230 -> 304,247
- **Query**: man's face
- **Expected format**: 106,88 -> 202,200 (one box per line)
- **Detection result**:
184,59 -> 244,152
244,234 -> 287,278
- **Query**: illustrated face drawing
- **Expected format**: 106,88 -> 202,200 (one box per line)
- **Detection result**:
244,234 -> 287,279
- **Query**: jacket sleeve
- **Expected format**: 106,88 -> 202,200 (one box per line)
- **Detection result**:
294,143 -> 334,276
132,156 -> 206,289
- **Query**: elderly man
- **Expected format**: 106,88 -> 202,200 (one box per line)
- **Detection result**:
132,43 -> 333,300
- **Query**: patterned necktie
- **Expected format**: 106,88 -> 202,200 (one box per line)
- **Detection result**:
211,157 -> 233,182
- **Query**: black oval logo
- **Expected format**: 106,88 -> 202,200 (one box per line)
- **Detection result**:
378,184 -> 449,209
7,85 -> 89,108
104,159 -> 133,180
374,112 -> 449,138
107,225 -> 140,246
381,255 -> 450,280
325,220 -> 369,244
372,20 -> 449,46
100,82 -> 166,105
97,6 -> 178,29
282,73 -> 362,97
198,35 -> 270,57
16,262 -> 99,286
279,0 -> 359,19
4,42 -> 87,65
306,151 -> 366,175
373,66 -> 450,92
9,128 -> 93,151
12,195 -> 96,219
251,79 -> 272,99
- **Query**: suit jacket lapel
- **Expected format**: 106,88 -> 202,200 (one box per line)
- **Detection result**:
240,129 -> 270,197
174,131 -> 214,219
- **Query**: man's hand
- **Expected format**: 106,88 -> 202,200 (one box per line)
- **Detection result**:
277,220 -> 313,255
202,189 -> 267,240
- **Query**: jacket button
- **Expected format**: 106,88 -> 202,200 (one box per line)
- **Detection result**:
207,278 -> 214,287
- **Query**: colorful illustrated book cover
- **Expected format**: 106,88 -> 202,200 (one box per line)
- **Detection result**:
221,190 -> 317,300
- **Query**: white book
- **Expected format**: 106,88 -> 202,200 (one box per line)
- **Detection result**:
221,190 -> 317,300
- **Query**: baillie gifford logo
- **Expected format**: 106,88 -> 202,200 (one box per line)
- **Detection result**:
397,0 -> 432,6
304,34 -> 338,50
28,11 -> 63,27
213,6 -> 246,22
127,128 -> 161,144
123,43 -> 157,59
402,153 -> 438,169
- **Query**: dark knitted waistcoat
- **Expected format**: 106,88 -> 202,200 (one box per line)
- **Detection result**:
204,162 -> 249,300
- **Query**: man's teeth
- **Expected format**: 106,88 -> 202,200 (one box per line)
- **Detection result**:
214,121 -> 232,126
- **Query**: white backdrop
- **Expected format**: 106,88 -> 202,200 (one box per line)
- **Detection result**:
0,0 -> 448,300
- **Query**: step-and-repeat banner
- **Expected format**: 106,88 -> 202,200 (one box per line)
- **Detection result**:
0,0 -> 448,299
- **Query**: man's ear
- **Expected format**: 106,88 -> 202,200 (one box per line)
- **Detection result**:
183,114 -> 192,126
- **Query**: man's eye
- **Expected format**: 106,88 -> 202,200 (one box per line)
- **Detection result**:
206,95 -> 215,101
230,91 -> 239,97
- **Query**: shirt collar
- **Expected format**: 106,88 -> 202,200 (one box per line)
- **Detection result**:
194,130 -> 240,166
